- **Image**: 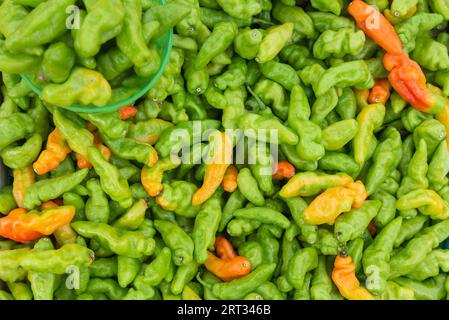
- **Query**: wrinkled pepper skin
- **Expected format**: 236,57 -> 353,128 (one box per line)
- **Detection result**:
153,219 -> 194,266
71,221 -> 155,259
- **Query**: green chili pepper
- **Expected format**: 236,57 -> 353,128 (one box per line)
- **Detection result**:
23,169 -> 89,210
72,221 -> 155,259
353,103 -> 386,164
171,260 -> 199,295
210,263 -> 276,299
154,219 -> 194,266
192,197 -> 222,263
334,200 -> 381,244
215,0 -> 262,19
237,168 -> 265,206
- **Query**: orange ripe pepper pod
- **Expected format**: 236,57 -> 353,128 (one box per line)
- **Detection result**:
118,105 -> 138,120
12,166 -> 35,208
302,187 -> 357,225
215,236 -> 237,261
332,253 -> 375,300
222,165 -> 238,193
273,161 -> 296,180
204,252 -> 252,282
33,128 -> 71,175
348,0 -> 403,55
192,131 -> 233,206
369,79 -> 391,105
345,181 -> 368,209
0,205 -> 76,243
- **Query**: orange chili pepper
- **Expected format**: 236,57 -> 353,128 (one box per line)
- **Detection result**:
345,180 -> 368,209
273,161 -> 296,180
302,187 -> 357,225
204,252 -> 252,282
332,254 -> 374,300
369,79 -> 391,105
0,205 -> 76,243
222,165 -> 238,193
33,128 -> 71,175
215,236 -> 237,261
192,132 -> 232,206
348,0 -> 403,55
118,105 -> 138,120
12,166 -> 35,208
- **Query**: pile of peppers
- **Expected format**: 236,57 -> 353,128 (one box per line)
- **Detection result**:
1,0 -> 449,300
0,0 -> 178,107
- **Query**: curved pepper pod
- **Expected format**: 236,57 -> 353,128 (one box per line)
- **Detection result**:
302,187 -> 356,226
256,23 -> 294,64
222,165 -> 238,192
87,147 -> 133,209
348,0 -> 403,55
362,217 -> 403,295
234,28 -> 264,60
332,254 -> 375,300
192,131 -> 232,206
156,181 -> 201,218
205,252 -> 251,282
101,134 -> 158,167
365,127 -> 402,195
313,29 -> 365,60
211,263 -> 276,300
194,21 -> 238,70
310,0 -> 343,15
153,219 -> 194,266
128,119 -> 173,145
345,181 -> 368,209
33,129 -> 71,175
389,219 -> 449,278
192,197 -> 222,263
234,207 -> 291,229
0,113 -> 35,152
4,0 -> 76,52
20,243 -> 94,274
314,60 -> 374,97
12,166 -> 35,209
141,156 -> 181,197
396,13 -> 444,53
22,168 -> 89,210
399,140 -> 429,199
406,249 -> 449,281
280,171 -> 353,198
287,247 -> 318,290
0,206 -> 76,243
216,0 -> 261,20
42,68 -> 112,107
71,221 -> 155,259
353,103 -> 385,164
74,0 -> 125,58
396,189 -> 449,220
369,79 -> 391,105
384,52 -> 446,114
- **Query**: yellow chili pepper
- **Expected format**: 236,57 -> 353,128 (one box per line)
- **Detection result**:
302,187 -> 356,225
